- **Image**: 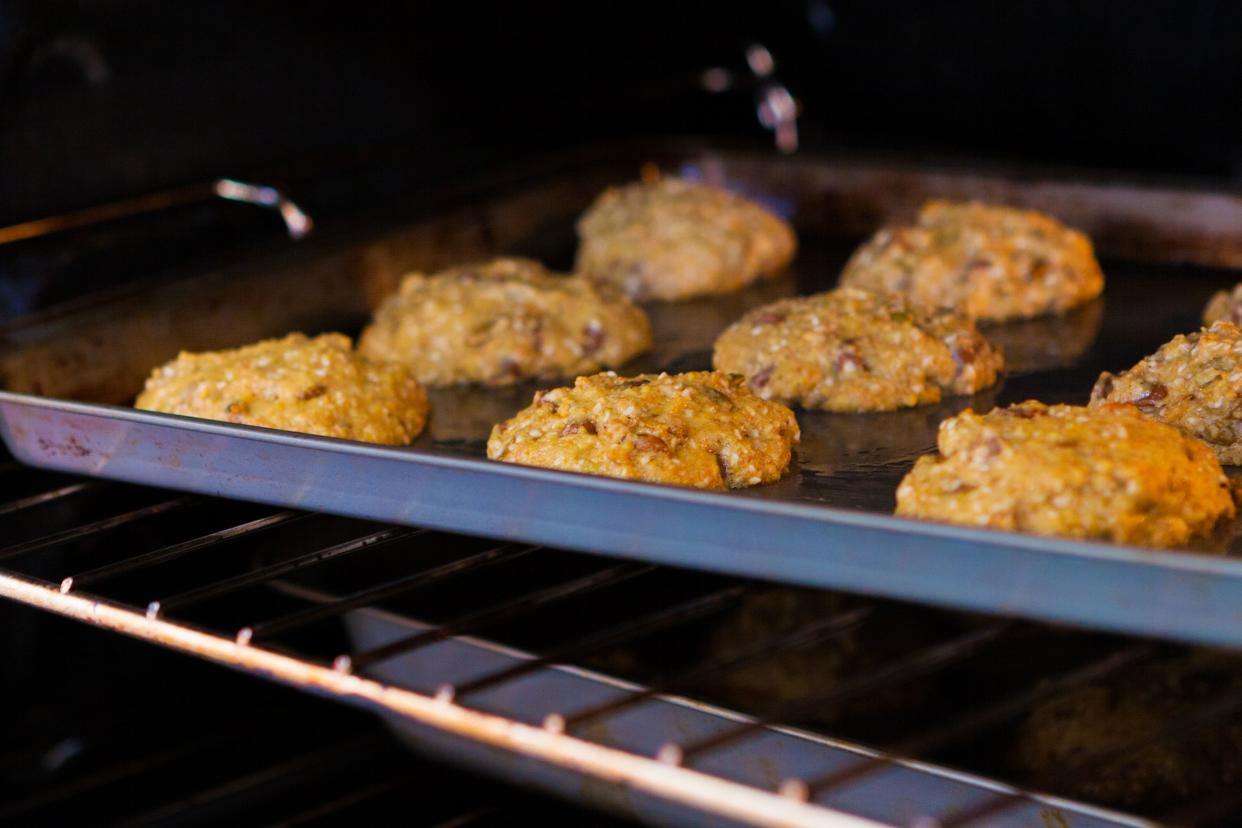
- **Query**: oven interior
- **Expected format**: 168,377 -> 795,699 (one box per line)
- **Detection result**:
8,5 -> 1242,826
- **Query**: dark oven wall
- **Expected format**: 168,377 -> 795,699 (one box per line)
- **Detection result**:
4,0 -> 1242,222
1,0 -> 1241,319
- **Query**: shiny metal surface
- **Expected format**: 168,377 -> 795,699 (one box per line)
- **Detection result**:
0,178 -> 313,246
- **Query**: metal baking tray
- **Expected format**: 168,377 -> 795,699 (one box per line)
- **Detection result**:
8,142 -> 1242,649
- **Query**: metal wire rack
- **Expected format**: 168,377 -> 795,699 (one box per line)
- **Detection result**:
4,453 -> 1241,827
0,625 -> 635,828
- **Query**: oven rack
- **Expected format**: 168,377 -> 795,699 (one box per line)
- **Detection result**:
5,460 -> 1240,827
0,660 -> 629,828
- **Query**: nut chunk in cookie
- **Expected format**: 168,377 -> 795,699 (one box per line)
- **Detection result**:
1091,321 -> 1242,464
136,333 -> 428,445
896,401 -> 1233,548
575,177 -> 796,301
358,257 -> 651,386
487,371 -> 799,490
840,200 -> 1104,321
712,287 -> 1002,412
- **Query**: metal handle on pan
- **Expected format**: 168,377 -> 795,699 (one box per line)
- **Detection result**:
0,177 -> 314,246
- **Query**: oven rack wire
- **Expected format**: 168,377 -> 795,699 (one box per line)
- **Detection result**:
2,462 -> 1237,827
0,676 -> 633,827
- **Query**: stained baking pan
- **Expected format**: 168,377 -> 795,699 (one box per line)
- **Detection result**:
6,143 -> 1242,648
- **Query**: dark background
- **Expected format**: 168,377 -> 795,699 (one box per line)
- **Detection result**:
3,0 -> 1241,224
1,0 -> 1241,317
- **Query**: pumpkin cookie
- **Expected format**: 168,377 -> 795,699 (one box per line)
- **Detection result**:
895,401 -> 1233,547
1091,321 -> 1242,464
712,287 -> 1002,412
136,332 -> 428,444
358,257 -> 651,386
576,178 -> 796,301
487,371 -> 799,490
840,200 -> 1104,321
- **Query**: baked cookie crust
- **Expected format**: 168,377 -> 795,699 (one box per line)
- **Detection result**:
1091,321 -> 1242,464
136,332 -> 429,445
487,371 -> 799,490
840,200 -> 1104,321
358,257 -> 651,386
712,287 -> 1003,412
895,401 -> 1234,547
575,178 -> 796,301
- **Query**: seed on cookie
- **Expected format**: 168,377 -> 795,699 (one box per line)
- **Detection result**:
487,371 -> 800,490
713,287 -> 1003,412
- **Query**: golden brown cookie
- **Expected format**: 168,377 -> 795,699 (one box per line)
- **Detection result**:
840,200 -> 1104,321
1091,321 -> 1242,464
575,177 -> 796,301
895,401 -> 1234,548
358,257 -> 651,386
1204,283 -> 1242,326
712,287 -> 1002,412
1012,652 -> 1242,808
487,371 -> 799,489
135,333 -> 428,444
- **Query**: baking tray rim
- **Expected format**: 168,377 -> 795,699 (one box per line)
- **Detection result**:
6,388 -> 1241,579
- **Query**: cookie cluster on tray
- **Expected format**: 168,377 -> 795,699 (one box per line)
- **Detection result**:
134,170 -> 1242,552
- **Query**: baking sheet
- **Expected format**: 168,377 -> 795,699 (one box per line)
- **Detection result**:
7,143 -> 1242,648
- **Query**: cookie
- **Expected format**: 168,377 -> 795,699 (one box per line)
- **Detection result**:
1091,321 -> 1242,464
487,371 -> 799,490
136,332 -> 428,444
895,401 -> 1234,548
1203,283 -> 1242,326
712,287 -> 1002,412
1012,652 -> 1242,808
575,177 -> 796,301
358,257 -> 651,386
840,200 -> 1104,321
